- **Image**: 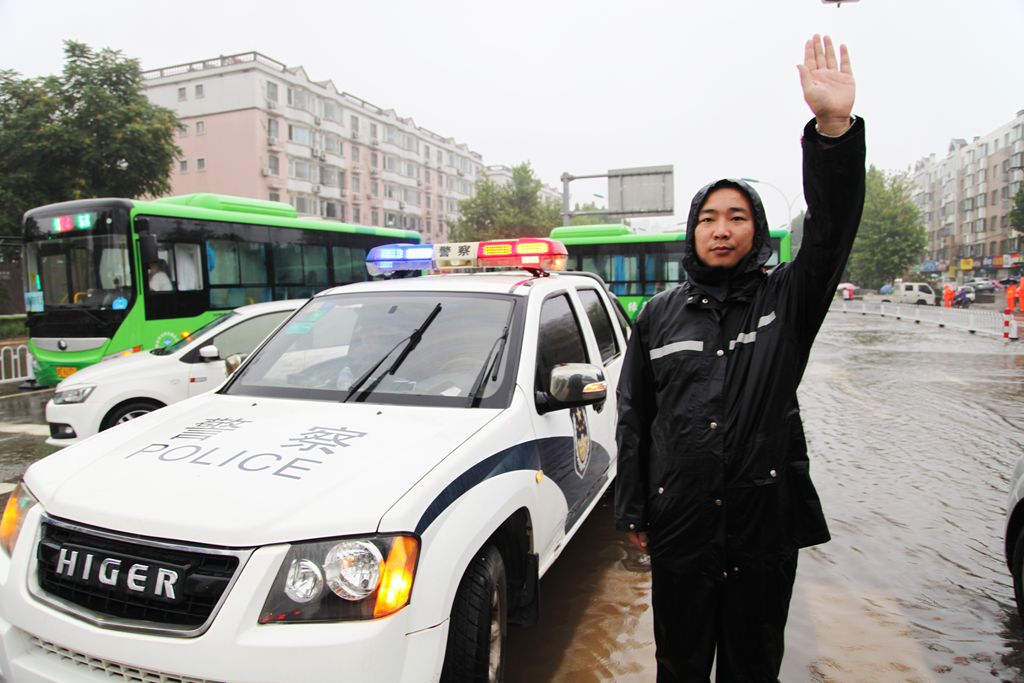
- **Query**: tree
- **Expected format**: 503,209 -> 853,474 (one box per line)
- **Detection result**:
0,41 -> 181,240
1011,186 -> 1024,236
449,163 -> 561,241
844,165 -> 925,289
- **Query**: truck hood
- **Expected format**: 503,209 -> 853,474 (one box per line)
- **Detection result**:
26,393 -> 500,547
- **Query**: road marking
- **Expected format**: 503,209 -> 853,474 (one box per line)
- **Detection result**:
0,422 -> 49,437
0,483 -> 15,495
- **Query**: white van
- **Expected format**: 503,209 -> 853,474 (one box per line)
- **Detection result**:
882,281 -> 936,306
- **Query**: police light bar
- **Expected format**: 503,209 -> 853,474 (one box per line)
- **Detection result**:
475,238 -> 568,271
366,243 -> 435,276
366,238 -> 568,276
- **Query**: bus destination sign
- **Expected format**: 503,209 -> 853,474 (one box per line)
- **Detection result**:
51,212 -> 96,233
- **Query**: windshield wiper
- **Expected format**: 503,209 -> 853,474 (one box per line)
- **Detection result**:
466,305 -> 516,408
343,304 -> 443,403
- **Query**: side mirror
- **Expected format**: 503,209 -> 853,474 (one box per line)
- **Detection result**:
224,353 -> 247,377
199,345 -> 220,361
536,363 -> 608,415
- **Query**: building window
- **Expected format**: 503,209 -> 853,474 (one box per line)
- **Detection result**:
179,160 -> 188,173
353,207 -> 361,223
269,191 -> 280,202
371,208 -> 379,225
266,82 -> 278,102
179,123 -> 188,137
289,125 -> 311,146
177,87 -> 186,101
267,155 -> 280,176
290,159 -> 311,180
268,119 -> 279,139
352,146 -> 360,162
197,158 -> 206,171
370,152 -> 378,168
350,115 -> 360,132
295,196 -> 312,214
196,120 -> 206,135
195,84 -> 204,98
370,123 -> 378,139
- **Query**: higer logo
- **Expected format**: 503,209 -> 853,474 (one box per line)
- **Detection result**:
54,547 -> 181,601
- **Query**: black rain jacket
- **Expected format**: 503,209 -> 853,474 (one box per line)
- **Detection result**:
614,118 -> 866,572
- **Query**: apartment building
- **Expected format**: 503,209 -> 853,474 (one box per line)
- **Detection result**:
142,52 -> 484,243
912,109 -> 1024,279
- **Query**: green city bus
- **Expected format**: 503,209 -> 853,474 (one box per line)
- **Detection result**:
550,224 -> 792,319
22,193 -> 420,387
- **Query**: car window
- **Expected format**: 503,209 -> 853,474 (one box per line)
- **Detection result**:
536,294 -> 588,394
577,288 -> 619,363
210,311 -> 292,359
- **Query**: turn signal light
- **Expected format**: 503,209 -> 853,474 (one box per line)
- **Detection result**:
373,535 -> 419,617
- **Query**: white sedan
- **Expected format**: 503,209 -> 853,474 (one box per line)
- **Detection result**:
45,299 -> 302,447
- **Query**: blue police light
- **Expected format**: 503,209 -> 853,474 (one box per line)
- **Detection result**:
366,243 -> 434,277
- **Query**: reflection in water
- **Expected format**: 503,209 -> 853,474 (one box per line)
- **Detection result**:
507,312 -> 1024,681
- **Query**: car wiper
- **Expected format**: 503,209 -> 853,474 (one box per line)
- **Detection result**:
343,303 -> 443,402
466,305 -> 516,408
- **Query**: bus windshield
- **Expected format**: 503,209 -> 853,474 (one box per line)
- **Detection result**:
23,208 -> 133,313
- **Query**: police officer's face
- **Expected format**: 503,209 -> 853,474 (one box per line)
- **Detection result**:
694,188 -> 755,269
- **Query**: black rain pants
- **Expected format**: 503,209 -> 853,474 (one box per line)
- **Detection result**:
650,552 -> 798,682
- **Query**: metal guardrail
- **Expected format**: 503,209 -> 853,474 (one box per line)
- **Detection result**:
0,344 -> 33,384
830,300 -> 1007,338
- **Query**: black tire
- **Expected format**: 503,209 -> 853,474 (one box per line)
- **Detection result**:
102,399 -> 164,431
441,544 -> 507,683
1013,526 -> 1024,623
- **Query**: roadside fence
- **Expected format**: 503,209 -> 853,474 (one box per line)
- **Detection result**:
830,300 -> 1007,338
0,344 -> 34,384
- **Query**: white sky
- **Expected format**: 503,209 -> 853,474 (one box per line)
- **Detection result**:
2,0 -> 1023,232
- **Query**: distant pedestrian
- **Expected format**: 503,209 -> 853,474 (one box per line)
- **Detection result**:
1008,281 -> 1018,311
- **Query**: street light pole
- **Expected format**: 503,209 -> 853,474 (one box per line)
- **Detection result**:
740,177 -> 800,230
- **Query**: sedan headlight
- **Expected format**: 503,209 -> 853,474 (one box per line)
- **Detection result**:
1,483 -> 38,556
259,534 -> 419,624
52,385 -> 95,405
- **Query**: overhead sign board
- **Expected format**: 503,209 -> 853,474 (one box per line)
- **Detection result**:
607,165 -> 674,218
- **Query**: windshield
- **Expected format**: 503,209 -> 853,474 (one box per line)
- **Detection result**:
151,312 -> 236,355
226,291 -> 521,408
23,207 -> 133,313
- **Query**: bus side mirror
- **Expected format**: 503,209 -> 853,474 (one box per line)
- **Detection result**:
139,232 -> 158,265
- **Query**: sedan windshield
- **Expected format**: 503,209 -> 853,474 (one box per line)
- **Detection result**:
225,291 -> 520,408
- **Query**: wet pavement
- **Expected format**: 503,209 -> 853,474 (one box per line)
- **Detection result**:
507,309 -> 1024,682
6,310 -> 1024,681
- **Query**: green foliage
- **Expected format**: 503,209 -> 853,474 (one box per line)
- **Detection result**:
1011,186 -> 1024,235
845,166 -> 925,289
0,41 -> 181,238
0,316 -> 26,340
449,163 -> 561,241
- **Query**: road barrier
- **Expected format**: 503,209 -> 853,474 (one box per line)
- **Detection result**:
0,344 -> 34,384
831,300 -> 1007,338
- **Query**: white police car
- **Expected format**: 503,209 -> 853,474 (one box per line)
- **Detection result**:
45,299 -> 304,447
0,238 -> 629,682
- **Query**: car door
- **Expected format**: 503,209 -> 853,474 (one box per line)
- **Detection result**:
527,291 -> 612,562
186,311 -> 291,397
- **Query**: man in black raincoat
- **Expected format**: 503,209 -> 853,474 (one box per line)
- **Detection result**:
615,35 -> 865,682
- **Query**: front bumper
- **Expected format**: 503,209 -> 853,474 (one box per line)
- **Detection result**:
43,401 -> 100,448
0,513 -> 447,683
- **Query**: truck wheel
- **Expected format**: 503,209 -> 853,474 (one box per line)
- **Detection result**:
102,400 -> 164,431
441,544 -> 507,683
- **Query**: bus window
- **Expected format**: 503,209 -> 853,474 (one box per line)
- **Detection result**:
333,246 -> 368,283
174,244 -> 202,291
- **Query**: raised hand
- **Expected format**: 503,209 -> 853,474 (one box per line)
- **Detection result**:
797,34 -> 855,136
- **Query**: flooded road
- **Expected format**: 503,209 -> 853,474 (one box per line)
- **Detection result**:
508,310 -> 1024,682
5,310 -> 1024,680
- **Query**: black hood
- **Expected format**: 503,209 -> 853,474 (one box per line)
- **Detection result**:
681,178 -> 773,300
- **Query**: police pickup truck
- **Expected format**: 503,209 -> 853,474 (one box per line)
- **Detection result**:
0,238 -> 629,683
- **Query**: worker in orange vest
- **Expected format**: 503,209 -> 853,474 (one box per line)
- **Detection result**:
1017,279 -> 1024,313
1008,281 -> 1018,311
944,283 -> 954,308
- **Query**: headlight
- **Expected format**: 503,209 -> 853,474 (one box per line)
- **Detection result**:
259,534 -> 419,624
1,483 -> 38,556
52,385 -> 95,405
